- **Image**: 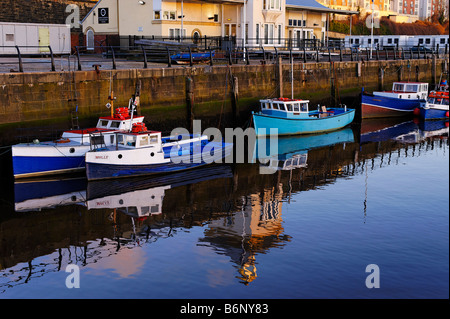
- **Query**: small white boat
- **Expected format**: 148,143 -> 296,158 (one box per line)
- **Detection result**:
85,123 -> 233,181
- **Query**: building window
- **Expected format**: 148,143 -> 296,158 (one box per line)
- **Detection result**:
278,24 -> 282,44
264,24 -> 274,44
256,24 -> 260,44
154,11 -> 160,19
169,28 -> 186,39
163,11 -> 176,20
264,0 -> 281,10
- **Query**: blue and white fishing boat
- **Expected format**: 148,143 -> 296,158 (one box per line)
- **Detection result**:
417,79 -> 449,120
361,81 -> 428,118
251,97 -> 355,136
85,122 -> 233,181
11,101 -> 144,179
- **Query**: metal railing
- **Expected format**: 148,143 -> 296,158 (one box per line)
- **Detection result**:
1,38 -> 448,73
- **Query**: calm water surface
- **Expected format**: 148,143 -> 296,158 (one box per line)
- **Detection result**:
0,118 -> 448,300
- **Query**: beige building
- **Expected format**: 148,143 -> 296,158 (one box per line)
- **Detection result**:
81,0 -> 355,49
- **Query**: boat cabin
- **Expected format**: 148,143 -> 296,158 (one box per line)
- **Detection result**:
117,130 -> 162,149
260,98 -> 310,118
425,91 -> 449,108
96,107 -> 144,130
379,82 -> 429,100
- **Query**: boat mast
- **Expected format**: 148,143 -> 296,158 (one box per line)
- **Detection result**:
291,51 -> 294,99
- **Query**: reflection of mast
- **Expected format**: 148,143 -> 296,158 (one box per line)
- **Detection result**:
363,159 -> 368,223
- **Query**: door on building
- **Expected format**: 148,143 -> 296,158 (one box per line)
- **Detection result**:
86,29 -> 94,50
38,27 -> 50,52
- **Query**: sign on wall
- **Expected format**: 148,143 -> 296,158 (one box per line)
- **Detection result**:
98,8 -> 109,24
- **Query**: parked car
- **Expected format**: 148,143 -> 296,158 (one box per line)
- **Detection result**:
410,46 -> 433,53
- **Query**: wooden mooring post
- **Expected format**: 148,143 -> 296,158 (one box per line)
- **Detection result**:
231,76 -> 239,121
186,76 -> 194,132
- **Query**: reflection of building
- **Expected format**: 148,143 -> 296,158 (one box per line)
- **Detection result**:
200,185 -> 290,285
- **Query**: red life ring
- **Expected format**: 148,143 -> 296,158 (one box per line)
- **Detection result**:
114,107 -> 129,119
54,138 -> 70,143
131,122 -> 147,133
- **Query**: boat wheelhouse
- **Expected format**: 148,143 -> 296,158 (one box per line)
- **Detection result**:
418,90 -> 449,120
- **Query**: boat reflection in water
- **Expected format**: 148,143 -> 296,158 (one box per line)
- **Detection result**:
14,177 -> 87,212
2,118 -> 448,295
86,165 -> 233,219
253,127 -> 355,174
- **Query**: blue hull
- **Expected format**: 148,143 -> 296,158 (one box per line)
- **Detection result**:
13,156 -> 85,178
252,109 -> 355,136
361,93 -> 423,118
360,120 -> 419,144
419,108 -> 449,120
12,141 -> 200,178
86,143 -> 233,181
86,161 -> 210,181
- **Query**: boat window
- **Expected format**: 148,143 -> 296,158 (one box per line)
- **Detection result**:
140,135 -> 149,146
394,83 -> 404,91
300,103 -> 308,112
273,103 -> 280,110
293,103 -> 300,112
110,135 -> 114,144
122,135 -> 136,146
100,120 -> 109,127
141,207 -> 150,215
149,135 -> 159,144
427,97 -> 435,103
266,102 -> 271,109
286,104 -> 293,112
118,134 -> 124,145
151,205 -> 160,213
110,121 -> 120,128
443,99 -> 449,105
405,84 -> 418,92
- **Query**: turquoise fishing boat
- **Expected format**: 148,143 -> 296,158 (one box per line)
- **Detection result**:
252,98 -> 355,136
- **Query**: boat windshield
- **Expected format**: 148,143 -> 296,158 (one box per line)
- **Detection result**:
110,121 -> 121,129
99,120 -> 109,128
118,134 -> 136,147
393,83 -> 405,91
405,84 -> 418,92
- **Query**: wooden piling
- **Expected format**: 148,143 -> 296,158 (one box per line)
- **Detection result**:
186,76 -> 194,132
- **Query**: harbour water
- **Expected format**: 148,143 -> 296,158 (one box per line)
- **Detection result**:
0,118 -> 448,301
